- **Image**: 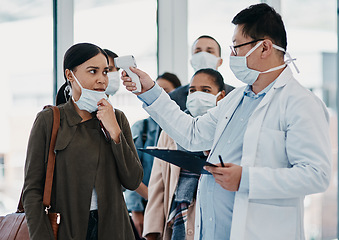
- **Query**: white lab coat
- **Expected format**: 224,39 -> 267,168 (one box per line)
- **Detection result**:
143,67 -> 332,240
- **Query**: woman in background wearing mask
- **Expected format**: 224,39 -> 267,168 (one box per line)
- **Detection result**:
23,43 -> 143,240
143,68 -> 226,240
104,49 -> 121,96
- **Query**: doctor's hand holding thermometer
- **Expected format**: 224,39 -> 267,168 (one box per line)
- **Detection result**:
121,67 -> 155,94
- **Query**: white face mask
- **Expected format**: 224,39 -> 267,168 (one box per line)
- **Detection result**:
229,41 -> 288,85
71,71 -> 108,113
190,52 -> 220,72
186,91 -> 221,117
105,71 -> 120,96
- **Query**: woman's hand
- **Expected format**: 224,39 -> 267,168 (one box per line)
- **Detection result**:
97,98 -> 121,143
145,233 -> 161,240
121,67 -> 155,95
131,211 -> 144,238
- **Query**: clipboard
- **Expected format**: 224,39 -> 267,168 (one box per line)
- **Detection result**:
138,148 -> 217,174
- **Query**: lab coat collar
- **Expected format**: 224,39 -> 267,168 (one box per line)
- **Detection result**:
252,66 -> 294,114
272,65 -> 293,90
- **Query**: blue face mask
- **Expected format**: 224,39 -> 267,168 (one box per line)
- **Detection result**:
71,71 -> 108,113
229,41 -> 289,85
105,71 -> 120,96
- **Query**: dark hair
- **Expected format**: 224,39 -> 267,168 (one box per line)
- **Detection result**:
194,35 -> 221,57
193,68 -> 225,92
56,82 -> 69,105
156,72 -> 182,89
63,43 -> 109,81
103,49 -> 120,70
232,3 -> 287,51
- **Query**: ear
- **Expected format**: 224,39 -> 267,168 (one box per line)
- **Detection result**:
217,58 -> 223,68
217,90 -> 226,102
261,39 -> 273,59
65,69 -> 74,83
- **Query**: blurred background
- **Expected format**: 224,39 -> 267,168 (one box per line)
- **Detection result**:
0,0 -> 337,239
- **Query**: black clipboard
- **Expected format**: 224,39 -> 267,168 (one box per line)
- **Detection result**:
138,148 -> 217,174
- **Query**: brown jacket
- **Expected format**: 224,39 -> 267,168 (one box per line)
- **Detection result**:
143,131 -> 195,240
23,100 -> 143,240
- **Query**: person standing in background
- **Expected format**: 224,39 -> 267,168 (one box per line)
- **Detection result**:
169,35 -> 234,111
143,69 -> 228,240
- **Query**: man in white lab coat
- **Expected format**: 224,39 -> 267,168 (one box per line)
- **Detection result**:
122,3 -> 331,240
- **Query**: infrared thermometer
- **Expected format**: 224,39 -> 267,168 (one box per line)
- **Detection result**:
114,55 -> 141,93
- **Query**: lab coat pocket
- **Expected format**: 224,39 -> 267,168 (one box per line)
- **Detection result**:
245,202 -> 297,240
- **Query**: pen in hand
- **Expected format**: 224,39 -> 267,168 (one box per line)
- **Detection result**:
218,155 -> 225,167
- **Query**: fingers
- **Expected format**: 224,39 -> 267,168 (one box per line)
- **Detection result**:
223,162 -> 234,167
121,67 -> 155,94
204,162 -> 235,174
129,66 -> 145,77
96,99 -> 114,120
121,72 -> 137,91
97,98 -> 111,106
205,166 -> 224,175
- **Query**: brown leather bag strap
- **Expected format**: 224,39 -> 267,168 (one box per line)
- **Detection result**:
43,106 -> 60,208
17,106 -> 60,213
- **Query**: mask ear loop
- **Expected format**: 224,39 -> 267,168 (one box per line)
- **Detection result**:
245,41 -> 264,57
273,44 -> 300,74
215,91 -> 222,105
284,52 -> 300,73
64,82 -> 72,100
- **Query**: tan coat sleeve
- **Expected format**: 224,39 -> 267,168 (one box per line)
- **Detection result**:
143,131 -> 177,239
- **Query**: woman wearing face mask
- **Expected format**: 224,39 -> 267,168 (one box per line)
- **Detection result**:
23,43 -> 143,240
56,49 -> 120,105
143,68 -> 226,240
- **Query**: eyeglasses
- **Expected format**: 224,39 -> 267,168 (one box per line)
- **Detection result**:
229,39 -> 264,56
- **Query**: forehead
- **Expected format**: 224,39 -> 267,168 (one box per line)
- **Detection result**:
190,73 -> 217,88
156,78 -> 173,86
232,25 -> 251,44
107,56 -> 114,65
80,53 -> 108,68
193,38 -> 219,51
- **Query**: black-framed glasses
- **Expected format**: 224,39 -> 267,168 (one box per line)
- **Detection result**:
229,39 -> 264,56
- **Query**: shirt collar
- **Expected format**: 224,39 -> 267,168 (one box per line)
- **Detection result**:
243,79 -> 277,99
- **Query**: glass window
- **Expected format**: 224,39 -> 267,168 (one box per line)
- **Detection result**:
74,0 -> 157,125
188,0 -> 261,87
0,154 -> 4,179
0,0 -> 53,215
